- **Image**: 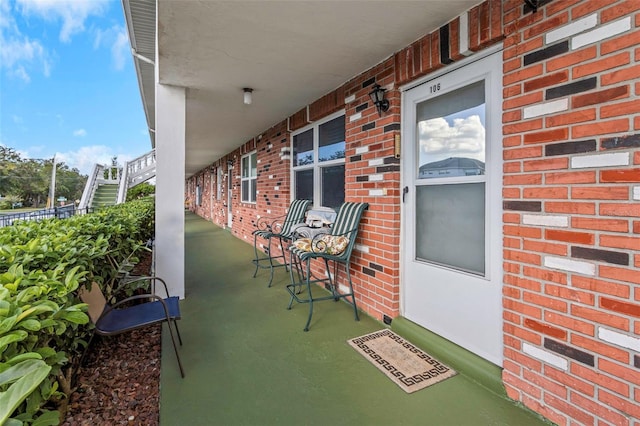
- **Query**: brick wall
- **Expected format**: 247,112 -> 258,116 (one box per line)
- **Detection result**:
501,0 -> 640,424
184,0 -> 640,423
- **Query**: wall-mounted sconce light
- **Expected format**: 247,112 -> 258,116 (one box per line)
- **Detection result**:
227,159 -> 234,167
243,88 -> 253,105
523,0 -> 539,12
369,84 -> 389,116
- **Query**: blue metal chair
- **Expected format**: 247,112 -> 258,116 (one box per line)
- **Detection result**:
79,276 -> 184,377
252,199 -> 311,286
286,202 -> 368,331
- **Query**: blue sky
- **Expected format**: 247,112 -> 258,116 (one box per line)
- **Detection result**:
0,0 -> 150,175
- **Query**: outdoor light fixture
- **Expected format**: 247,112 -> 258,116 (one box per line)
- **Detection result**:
243,88 -> 253,105
369,84 -> 389,116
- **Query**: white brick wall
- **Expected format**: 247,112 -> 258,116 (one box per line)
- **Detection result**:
571,152 -> 630,169
522,214 -> 569,227
598,327 -> 640,351
523,343 -> 568,371
546,14 -> 598,44
544,256 -> 595,276
571,17 -> 631,50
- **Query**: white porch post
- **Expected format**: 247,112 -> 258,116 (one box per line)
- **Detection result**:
155,84 -> 186,298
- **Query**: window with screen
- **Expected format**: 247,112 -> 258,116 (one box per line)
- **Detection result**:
291,112 -> 345,209
241,151 -> 257,203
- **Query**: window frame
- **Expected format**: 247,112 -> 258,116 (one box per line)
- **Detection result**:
240,151 -> 257,204
290,109 -> 346,209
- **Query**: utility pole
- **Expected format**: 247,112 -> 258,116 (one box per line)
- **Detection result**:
47,155 -> 57,209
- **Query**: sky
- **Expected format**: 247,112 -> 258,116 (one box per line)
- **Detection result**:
418,104 -> 486,166
0,0 -> 150,175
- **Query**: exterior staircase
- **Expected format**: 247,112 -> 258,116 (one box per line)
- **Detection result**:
91,184 -> 120,209
79,149 -> 156,211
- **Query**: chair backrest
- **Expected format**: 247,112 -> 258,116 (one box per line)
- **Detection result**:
330,202 -> 369,259
78,282 -> 108,324
280,199 -> 311,235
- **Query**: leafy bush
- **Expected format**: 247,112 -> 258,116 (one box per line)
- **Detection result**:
126,182 -> 155,202
0,198 -> 154,424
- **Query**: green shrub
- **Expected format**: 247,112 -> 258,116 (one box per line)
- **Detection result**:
0,198 -> 155,424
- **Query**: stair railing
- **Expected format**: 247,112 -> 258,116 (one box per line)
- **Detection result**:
127,149 -> 156,188
78,164 -> 102,211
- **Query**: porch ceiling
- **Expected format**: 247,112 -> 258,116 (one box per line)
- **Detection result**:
129,1 -> 480,177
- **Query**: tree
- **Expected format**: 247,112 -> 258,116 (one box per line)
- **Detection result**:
0,148 -> 87,207
0,146 -> 22,196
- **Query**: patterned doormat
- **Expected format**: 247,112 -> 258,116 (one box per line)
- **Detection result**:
348,329 -> 456,393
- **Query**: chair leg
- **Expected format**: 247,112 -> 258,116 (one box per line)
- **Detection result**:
344,264 -> 360,322
267,237 -> 275,287
303,259 -> 314,332
174,320 -> 183,345
252,233 -> 261,278
166,321 -> 185,378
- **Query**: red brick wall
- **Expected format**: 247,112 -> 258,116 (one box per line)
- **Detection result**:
501,0 -> 640,424
184,1 -> 640,423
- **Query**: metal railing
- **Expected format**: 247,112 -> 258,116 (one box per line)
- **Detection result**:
0,205 -> 94,228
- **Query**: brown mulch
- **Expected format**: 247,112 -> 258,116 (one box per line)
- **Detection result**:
62,251 -> 161,426
61,326 -> 161,426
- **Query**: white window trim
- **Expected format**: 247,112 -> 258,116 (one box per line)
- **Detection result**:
290,109 -> 346,208
241,151 -> 257,204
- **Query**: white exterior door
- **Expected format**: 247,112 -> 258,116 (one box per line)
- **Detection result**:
401,50 -> 503,365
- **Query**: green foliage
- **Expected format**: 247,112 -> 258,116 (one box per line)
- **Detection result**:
0,147 -> 86,208
0,198 -> 155,424
126,182 -> 155,202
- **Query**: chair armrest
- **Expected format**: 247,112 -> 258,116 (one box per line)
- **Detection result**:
113,276 -> 172,299
253,213 -> 287,233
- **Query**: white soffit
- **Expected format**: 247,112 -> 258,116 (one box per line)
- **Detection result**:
131,0 -> 480,176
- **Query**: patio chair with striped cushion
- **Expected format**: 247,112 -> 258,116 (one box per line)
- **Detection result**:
252,199 -> 311,287
286,201 -> 368,331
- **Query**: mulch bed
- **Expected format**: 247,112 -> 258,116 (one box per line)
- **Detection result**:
61,326 -> 161,426
62,251 -> 161,425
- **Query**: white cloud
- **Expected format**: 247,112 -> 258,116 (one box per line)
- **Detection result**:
2,0 -> 120,83
94,24 -> 129,70
0,0 -> 50,82
73,129 -> 87,137
56,145 -> 135,175
419,115 -> 486,165
16,0 -> 108,43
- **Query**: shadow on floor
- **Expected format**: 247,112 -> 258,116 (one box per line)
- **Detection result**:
159,212 -> 550,426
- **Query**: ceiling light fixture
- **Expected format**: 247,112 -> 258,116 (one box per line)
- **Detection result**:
243,88 -> 253,105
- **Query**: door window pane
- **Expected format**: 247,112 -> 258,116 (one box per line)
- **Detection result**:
417,81 -> 486,179
293,129 -> 314,166
321,165 -> 345,209
295,169 -> 313,201
416,182 -> 485,275
319,116 -> 345,162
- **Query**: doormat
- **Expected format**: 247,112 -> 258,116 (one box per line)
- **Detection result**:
347,329 -> 456,393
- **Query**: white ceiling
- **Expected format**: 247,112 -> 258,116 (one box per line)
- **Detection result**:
134,1 -> 481,176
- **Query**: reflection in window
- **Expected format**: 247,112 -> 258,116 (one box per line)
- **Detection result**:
292,113 -> 345,209
293,129 -> 314,166
417,81 -> 486,180
319,116 -> 345,162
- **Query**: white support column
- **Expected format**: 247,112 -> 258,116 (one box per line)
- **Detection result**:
155,84 -> 186,298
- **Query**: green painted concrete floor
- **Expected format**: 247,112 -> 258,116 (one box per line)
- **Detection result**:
159,213 -> 550,426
